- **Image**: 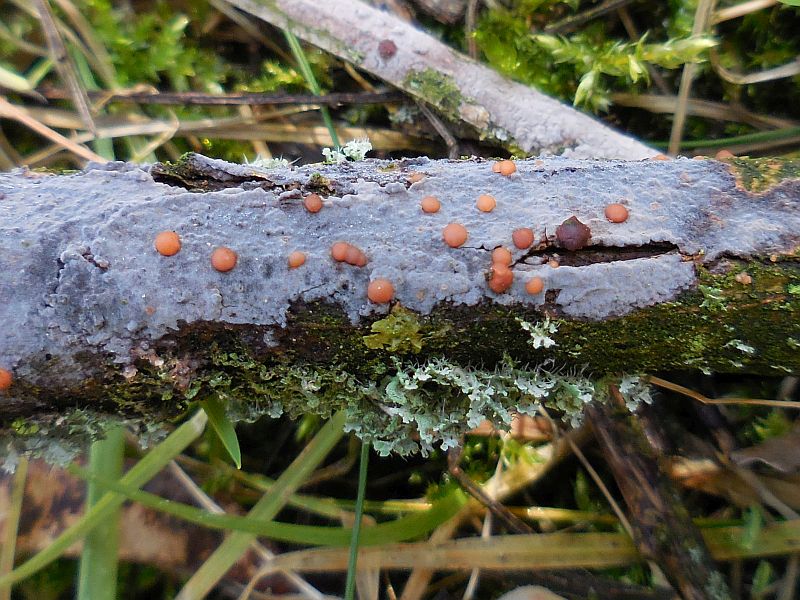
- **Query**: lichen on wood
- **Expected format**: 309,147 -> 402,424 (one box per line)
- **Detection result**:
0,153 -> 798,461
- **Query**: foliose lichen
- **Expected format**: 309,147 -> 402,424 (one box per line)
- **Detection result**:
363,306 -> 424,353
517,317 -> 559,349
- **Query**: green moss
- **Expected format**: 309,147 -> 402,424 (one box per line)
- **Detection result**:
4,257 -> 800,464
11,419 -> 39,436
727,157 -> 800,193
363,306 -> 424,353
307,172 -> 334,195
404,68 -> 464,120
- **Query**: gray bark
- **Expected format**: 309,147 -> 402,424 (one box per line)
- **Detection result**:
0,154 -> 798,435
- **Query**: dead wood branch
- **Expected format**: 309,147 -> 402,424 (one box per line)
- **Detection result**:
0,154 -> 798,444
218,0 -> 656,160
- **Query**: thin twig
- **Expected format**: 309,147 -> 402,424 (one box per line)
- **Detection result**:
710,52 -> 800,85
778,553 -> 800,600
567,436 -> 635,539
465,0 -> 479,60
447,444 -> 534,535
168,461 -> 327,600
668,0 -> 717,155
647,375 -> 800,409
33,0 -> 96,134
416,101 -> 459,159
0,97 -> 105,162
544,0 -> 636,34
208,0 -> 292,63
612,92 -> 799,130
38,87 -> 405,107
616,7 -> 670,95
49,0 -> 116,87
713,0 -> 777,24
726,461 -> 800,520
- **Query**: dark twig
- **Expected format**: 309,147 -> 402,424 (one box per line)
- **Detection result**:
36,88 -> 406,107
544,0 -> 637,34
585,387 -> 731,600
465,0 -> 479,59
447,445 -> 534,535
616,6 -> 671,95
34,0 -> 96,135
416,101 -> 460,158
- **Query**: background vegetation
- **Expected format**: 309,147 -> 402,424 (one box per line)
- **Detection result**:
1,0 -> 800,598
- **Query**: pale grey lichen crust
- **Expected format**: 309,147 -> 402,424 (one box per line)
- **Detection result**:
1,156 -> 798,393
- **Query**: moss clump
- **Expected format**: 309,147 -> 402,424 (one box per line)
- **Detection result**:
404,68 -> 464,120
727,157 -> 800,193
306,172 -> 335,195
363,306 -> 424,353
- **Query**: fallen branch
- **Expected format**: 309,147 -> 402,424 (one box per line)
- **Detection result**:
0,154 -> 798,454
219,0 -> 656,159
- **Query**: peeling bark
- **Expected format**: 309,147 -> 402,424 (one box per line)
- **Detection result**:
0,154 -> 798,447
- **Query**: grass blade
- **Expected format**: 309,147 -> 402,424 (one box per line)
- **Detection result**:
77,426 -> 125,600
0,410 -> 207,589
344,440 -> 370,600
175,410 -> 347,600
0,65 -> 34,93
0,457 -> 29,600
284,29 -> 341,148
201,395 -> 242,469
68,463 -> 467,545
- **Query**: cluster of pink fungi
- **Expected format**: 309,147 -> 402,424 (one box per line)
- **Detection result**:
0,159 -> 636,394
154,159 -> 631,307
0,159 -> 636,393
435,159 -> 629,296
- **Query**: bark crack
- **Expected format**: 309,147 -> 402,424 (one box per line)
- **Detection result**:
520,242 -> 681,267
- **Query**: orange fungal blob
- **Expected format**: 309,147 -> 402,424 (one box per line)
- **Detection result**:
492,161 -> 502,173
331,242 -> 349,262
154,231 -> 181,256
525,276 -> 544,295
421,196 -> 441,213
605,203 -> 629,223
443,223 -> 468,248
288,251 -> 306,268
368,278 -> 395,303
344,245 -> 367,267
651,153 -> 669,161
0,368 -> 12,392
715,149 -> 735,160
512,228 -> 534,249
497,160 -> 516,176
488,264 -> 513,294
476,194 -> 497,212
211,247 -> 238,272
304,193 -> 323,213
492,247 -> 513,267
